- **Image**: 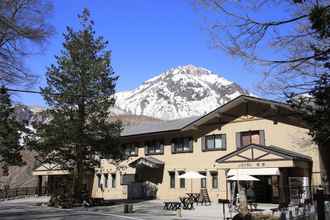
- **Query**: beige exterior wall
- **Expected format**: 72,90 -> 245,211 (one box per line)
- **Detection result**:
91,115 -> 322,201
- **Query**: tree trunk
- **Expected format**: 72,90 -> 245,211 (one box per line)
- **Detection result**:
319,145 -> 330,192
72,144 -> 84,204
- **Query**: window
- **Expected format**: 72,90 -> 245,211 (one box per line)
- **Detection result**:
125,144 -> 138,156
240,130 -> 261,148
146,140 -> 164,155
169,171 -> 175,188
178,171 -> 185,188
211,172 -> 218,189
200,172 -> 207,188
97,174 -> 102,188
111,173 -> 116,188
2,166 -> 9,176
172,137 -> 193,153
104,174 -> 108,188
204,134 -> 226,151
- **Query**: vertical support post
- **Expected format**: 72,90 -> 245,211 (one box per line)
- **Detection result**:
316,189 -> 325,220
38,175 -> 42,196
279,168 -> 289,204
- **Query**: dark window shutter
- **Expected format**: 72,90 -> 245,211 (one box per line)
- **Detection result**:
201,136 -> 206,151
236,132 -> 241,149
222,134 -> 227,150
259,130 -> 265,145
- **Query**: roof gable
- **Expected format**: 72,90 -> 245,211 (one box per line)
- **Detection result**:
182,95 -> 305,131
216,144 -> 311,163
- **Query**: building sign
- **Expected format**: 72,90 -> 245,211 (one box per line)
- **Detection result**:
238,162 -> 267,168
217,160 -> 293,169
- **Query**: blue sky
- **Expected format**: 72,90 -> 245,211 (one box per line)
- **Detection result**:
16,0 -> 262,106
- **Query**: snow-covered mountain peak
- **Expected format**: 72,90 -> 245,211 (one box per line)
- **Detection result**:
169,64 -> 212,75
116,65 -> 249,120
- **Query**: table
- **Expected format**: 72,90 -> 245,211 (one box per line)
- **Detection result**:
186,193 -> 200,202
163,201 -> 181,210
179,197 -> 194,210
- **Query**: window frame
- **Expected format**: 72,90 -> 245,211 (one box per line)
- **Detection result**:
211,172 -> 218,189
169,171 -> 175,189
104,173 -> 109,188
204,134 -> 226,151
199,172 -> 207,188
178,171 -> 185,189
97,174 -> 102,188
145,140 -> 164,155
240,130 -> 261,148
172,137 -> 193,154
111,173 -> 116,188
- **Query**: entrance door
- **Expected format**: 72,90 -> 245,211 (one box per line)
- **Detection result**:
254,176 -> 277,203
127,181 -> 158,200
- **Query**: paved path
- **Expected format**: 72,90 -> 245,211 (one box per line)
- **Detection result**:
0,197 -> 279,220
0,202 -> 143,220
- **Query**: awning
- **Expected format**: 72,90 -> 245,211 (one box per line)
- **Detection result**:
228,174 -> 260,181
129,156 -> 164,169
227,168 -> 280,176
178,171 -> 206,179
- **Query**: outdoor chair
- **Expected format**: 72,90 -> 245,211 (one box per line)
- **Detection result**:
197,188 -> 211,205
179,197 -> 194,210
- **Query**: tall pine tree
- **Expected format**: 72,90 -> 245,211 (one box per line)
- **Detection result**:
29,9 -> 122,204
0,87 -> 26,171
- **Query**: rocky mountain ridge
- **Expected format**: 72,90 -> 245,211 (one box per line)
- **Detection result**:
115,64 -> 249,120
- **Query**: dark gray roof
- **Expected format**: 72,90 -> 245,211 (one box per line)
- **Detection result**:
121,95 -> 302,137
121,116 -> 200,137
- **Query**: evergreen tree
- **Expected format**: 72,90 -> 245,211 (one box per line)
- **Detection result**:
0,87 -> 26,170
29,9 -> 122,204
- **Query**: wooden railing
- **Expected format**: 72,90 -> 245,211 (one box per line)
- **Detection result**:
0,186 -> 48,200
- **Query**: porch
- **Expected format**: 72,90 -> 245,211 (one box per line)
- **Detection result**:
215,144 -> 313,204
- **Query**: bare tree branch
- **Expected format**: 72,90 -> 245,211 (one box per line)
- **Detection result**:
0,0 -> 54,87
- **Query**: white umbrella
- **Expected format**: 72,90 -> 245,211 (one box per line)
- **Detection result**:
227,174 -> 260,181
178,171 -> 206,193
